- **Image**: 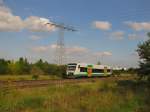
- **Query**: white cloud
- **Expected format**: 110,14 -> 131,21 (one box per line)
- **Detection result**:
66,46 -> 88,55
32,44 -> 88,54
0,0 -> 3,4
128,33 -> 148,40
125,21 -> 150,31
31,44 -> 113,64
128,34 -> 139,40
103,51 -> 112,56
30,35 -> 43,40
50,44 -> 58,49
31,45 -> 89,64
93,21 -> 111,30
31,44 -> 58,53
32,46 -> 49,52
0,5 -> 11,13
94,51 -> 112,57
24,16 -> 55,32
0,2 -> 55,32
0,5 -> 24,31
110,31 -> 124,40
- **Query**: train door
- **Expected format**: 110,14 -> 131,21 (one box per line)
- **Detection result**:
104,67 -> 107,76
87,65 -> 93,77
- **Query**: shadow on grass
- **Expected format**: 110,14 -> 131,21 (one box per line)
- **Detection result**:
117,80 -> 150,112
117,80 -> 149,89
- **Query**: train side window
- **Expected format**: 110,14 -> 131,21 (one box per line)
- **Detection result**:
80,67 -> 87,72
92,69 -> 103,73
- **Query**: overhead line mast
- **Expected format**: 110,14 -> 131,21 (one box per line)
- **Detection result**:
46,22 -> 77,65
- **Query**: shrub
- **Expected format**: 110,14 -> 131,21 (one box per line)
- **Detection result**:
32,74 -> 39,80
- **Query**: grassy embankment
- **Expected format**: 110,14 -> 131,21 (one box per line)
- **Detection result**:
0,73 -> 136,81
0,78 -> 149,112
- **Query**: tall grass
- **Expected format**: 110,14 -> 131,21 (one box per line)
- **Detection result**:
0,80 -> 149,112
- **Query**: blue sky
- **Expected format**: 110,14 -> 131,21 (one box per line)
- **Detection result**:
0,0 -> 150,68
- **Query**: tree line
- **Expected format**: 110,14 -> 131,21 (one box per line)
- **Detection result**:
0,58 -> 66,77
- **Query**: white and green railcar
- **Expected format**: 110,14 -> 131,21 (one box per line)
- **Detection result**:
66,63 -> 112,78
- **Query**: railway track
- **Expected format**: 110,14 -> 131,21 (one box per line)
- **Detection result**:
0,76 -> 135,89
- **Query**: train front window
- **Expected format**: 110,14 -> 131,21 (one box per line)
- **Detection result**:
67,66 -> 76,71
107,69 -> 111,72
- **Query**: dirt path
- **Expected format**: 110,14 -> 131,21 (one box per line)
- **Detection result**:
0,76 -> 135,89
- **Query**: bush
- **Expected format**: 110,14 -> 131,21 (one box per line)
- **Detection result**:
32,74 -> 39,80
112,70 -> 121,76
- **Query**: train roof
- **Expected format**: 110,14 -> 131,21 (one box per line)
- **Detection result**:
67,63 -> 111,69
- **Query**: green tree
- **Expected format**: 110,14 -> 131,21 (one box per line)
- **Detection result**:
33,59 -> 66,76
34,59 -> 45,74
43,64 -> 58,75
8,60 -> 16,74
15,57 -> 31,74
34,59 -> 44,69
137,33 -> 150,80
0,59 -> 9,74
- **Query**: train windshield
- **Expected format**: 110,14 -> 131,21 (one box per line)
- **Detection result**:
67,63 -> 77,71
